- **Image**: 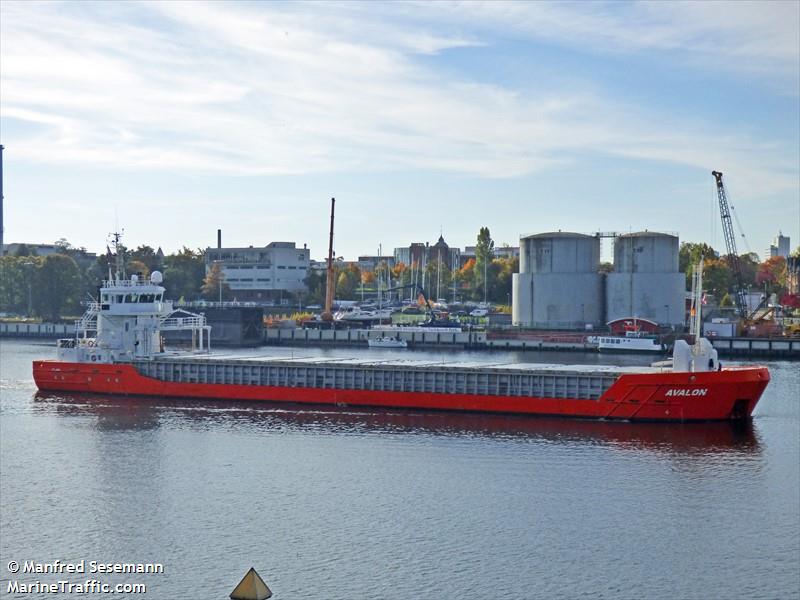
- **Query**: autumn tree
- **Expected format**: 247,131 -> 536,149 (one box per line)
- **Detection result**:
492,256 -> 519,304
680,242 -> 717,288
456,258 -> 476,297
757,256 -> 788,295
335,264 -> 361,299
127,260 -> 150,280
702,258 -> 733,301
129,245 -> 159,273
201,262 -> 231,301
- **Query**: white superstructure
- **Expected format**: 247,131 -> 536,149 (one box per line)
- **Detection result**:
57,236 -> 211,364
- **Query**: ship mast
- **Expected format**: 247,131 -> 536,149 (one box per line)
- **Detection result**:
690,260 -> 704,352
109,230 -> 125,283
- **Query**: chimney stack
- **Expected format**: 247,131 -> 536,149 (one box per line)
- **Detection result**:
217,229 -> 222,249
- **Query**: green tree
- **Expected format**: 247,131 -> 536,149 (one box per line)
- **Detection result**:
201,262 -> 231,301
163,248 -> 205,301
13,244 -> 37,257
737,252 -> 759,289
304,269 -> 327,304
475,227 -> 495,301
129,245 -> 159,273
702,258 -> 732,301
680,242 -> 717,288
32,254 -> 82,321
0,256 -> 39,314
492,256 -> 519,304
425,257 -> 452,300
335,264 -> 361,299
127,260 -> 150,280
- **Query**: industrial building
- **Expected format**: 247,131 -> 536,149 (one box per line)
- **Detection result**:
205,230 -> 310,301
512,232 -> 603,329
605,232 -> 685,327
512,230 -> 685,330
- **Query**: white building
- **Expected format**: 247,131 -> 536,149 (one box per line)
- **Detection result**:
206,241 -> 310,300
766,231 -> 790,259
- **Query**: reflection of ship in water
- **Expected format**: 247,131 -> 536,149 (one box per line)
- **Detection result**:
34,392 -> 760,455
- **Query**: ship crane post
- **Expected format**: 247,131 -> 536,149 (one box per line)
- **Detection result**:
711,171 -> 749,320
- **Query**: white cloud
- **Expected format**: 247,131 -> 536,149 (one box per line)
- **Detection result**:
0,0 -> 797,199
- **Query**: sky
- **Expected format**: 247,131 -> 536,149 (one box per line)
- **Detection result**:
1,0 -> 798,261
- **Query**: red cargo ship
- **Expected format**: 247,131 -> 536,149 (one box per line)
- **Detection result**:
33,251 -> 769,422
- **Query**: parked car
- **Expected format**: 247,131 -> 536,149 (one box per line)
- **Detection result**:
470,308 -> 488,317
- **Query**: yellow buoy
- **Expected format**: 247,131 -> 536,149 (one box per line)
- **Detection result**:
229,567 -> 272,600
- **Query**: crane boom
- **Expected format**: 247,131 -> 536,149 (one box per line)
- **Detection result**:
711,171 -> 748,319
321,197 -> 336,321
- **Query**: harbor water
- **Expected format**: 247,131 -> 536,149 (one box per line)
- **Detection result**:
1,339 -> 798,599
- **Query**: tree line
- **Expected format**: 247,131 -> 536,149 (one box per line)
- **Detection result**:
0,241 -> 205,321
678,242 -> 797,306
303,227 -> 519,306
1,234 -> 796,321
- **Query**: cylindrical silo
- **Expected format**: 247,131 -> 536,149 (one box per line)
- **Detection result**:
512,232 -> 602,329
606,232 -> 685,327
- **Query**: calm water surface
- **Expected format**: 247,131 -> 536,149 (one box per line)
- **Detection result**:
1,339 -> 798,599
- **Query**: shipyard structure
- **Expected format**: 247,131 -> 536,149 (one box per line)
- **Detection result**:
512,231 -> 685,330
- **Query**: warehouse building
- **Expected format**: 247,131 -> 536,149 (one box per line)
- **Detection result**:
205,230 -> 310,301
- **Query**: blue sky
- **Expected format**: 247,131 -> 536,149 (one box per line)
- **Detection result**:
1,0 -> 798,261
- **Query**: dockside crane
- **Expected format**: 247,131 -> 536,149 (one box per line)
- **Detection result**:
711,171 -> 749,320
321,197 -> 336,322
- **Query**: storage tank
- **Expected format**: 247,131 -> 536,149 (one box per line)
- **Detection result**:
606,232 -> 685,327
513,232 -> 602,329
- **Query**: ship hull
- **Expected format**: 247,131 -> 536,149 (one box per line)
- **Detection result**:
32,361 -> 769,422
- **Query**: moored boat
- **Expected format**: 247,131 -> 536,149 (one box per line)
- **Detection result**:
367,335 -> 408,348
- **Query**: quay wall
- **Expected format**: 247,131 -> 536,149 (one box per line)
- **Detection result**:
3,321 -> 799,358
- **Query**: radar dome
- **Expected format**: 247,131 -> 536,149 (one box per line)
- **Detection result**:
150,271 -> 163,284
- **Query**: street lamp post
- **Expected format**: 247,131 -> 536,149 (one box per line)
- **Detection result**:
23,260 -> 35,317
213,260 -> 223,305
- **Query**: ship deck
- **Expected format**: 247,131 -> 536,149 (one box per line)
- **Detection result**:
147,352 -> 667,376
124,352 -> 673,401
